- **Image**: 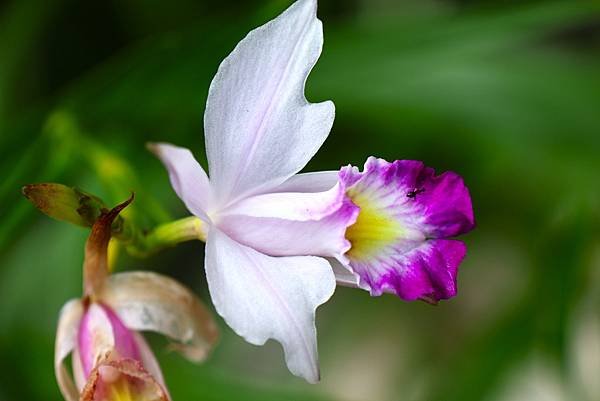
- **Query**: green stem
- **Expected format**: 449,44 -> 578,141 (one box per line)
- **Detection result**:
120,216 -> 206,257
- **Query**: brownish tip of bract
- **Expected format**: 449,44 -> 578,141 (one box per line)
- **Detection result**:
102,193 -> 135,225
22,184 -> 44,209
84,194 -> 134,298
21,184 -> 33,197
22,183 -> 65,203
419,295 -> 439,306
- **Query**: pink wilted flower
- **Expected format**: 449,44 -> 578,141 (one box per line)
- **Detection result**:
55,198 -> 218,401
151,0 -> 473,383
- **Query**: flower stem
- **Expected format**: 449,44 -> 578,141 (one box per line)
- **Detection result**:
120,215 -> 206,257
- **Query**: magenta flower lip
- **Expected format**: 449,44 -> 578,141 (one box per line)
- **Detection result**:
337,157 -> 474,303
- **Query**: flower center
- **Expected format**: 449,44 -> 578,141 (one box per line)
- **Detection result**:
108,377 -> 135,401
345,190 -> 405,261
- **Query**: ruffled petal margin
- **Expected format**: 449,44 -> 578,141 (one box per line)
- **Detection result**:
341,157 -> 474,239
339,157 -> 473,301
347,239 -> 466,301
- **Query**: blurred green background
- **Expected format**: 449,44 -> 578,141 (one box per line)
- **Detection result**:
1,0 -> 599,400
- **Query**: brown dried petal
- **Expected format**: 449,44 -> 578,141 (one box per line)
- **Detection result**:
80,356 -> 169,401
98,271 -> 218,362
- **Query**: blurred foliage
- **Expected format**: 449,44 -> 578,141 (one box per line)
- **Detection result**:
1,0 -> 599,400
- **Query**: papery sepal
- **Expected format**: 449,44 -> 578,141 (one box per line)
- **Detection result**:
98,271 -> 219,363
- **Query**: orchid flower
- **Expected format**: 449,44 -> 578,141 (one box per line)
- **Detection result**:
151,0 -> 473,383
55,198 -> 218,401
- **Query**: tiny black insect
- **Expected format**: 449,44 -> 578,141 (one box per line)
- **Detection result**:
406,187 -> 425,199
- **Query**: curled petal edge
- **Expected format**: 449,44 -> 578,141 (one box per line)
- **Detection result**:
55,299 -> 84,401
98,271 -> 219,363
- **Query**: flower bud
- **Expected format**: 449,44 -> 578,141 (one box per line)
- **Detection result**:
22,183 -> 106,227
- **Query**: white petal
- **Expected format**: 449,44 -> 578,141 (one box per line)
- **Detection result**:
204,0 -> 334,205
148,142 -> 212,220
98,271 -> 219,363
54,299 -> 84,401
272,171 -> 339,193
205,229 -> 335,383
217,183 -> 358,258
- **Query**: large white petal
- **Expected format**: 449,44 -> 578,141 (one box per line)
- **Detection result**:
98,271 -> 219,363
205,229 -> 335,383
204,0 -> 334,205
54,299 -> 84,401
148,142 -> 212,220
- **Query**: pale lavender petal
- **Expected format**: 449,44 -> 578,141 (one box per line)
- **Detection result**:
205,229 -> 336,383
349,240 -> 466,301
149,142 -> 212,220
217,182 -> 358,258
55,299 -> 84,401
204,0 -> 334,204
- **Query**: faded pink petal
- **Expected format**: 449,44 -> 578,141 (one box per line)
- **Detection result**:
78,303 -> 141,378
